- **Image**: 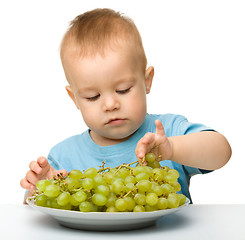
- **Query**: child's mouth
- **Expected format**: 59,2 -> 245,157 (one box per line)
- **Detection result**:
107,118 -> 126,126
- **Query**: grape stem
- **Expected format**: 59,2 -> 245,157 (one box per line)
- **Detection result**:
122,188 -> 137,199
113,161 -> 138,175
97,166 -> 111,173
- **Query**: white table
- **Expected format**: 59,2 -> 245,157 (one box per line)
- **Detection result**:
1,204 -> 245,240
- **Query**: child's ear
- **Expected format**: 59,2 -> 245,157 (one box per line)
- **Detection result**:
65,85 -> 79,109
145,66 -> 154,94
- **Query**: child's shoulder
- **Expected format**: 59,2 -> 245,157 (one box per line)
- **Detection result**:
147,113 -> 187,125
146,113 -> 189,136
49,131 -> 88,152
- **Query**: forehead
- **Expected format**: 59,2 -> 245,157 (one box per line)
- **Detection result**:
63,43 -> 144,87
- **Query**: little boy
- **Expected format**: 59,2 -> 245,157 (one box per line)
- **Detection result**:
20,8 -> 231,203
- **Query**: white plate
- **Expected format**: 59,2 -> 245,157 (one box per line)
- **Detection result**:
27,198 -> 190,231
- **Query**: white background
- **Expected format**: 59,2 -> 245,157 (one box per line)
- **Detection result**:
0,0 -> 244,204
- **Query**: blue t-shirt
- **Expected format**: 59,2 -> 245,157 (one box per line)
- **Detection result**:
47,113 -> 213,203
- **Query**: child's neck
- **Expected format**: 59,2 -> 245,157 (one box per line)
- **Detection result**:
89,130 -> 133,146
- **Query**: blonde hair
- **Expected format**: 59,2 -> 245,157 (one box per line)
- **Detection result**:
60,8 -> 147,71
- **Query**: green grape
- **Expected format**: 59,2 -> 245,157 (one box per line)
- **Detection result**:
95,185 -> 110,196
171,182 -> 181,192
147,160 -> 161,168
78,179 -> 83,188
151,184 -> 165,196
112,177 -> 124,185
57,192 -> 70,206
118,168 -> 130,179
106,206 -> 118,212
133,166 -> 146,175
161,183 -> 174,194
164,175 -> 178,184
144,166 -> 154,177
124,182 -> 135,192
66,177 -> 80,190
137,180 -> 151,193
81,178 -> 94,190
111,181 -> 124,195
115,198 -> 128,211
167,193 -> 180,209
36,180 -> 51,192
74,190 -> 87,202
164,170 -> 179,184
133,205 -> 145,212
124,175 -> 136,184
70,194 -> 80,206
60,203 -> 72,210
35,194 -> 47,207
145,152 -> 156,163
83,167 -> 97,178
68,169 -> 83,180
124,196 -> 136,211
134,193 -> 146,205
135,172 -> 149,182
179,194 -> 187,206
153,168 -> 165,181
50,198 -> 61,209
85,191 -> 92,199
46,198 -> 52,208
33,154 -> 187,213
157,197 -> 168,210
145,204 -> 158,211
44,185 -> 60,198
105,192 -> 117,207
108,168 -> 117,174
104,172 -> 114,184
93,174 -> 106,186
168,169 -> 179,179
92,193 -> 108,206
146,193 -> 158,206
151,181 -> 159,188
79,201 -> 91,212
90,202 -> 98,212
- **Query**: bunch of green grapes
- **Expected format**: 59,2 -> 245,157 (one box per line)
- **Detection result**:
32,153 -> 186,212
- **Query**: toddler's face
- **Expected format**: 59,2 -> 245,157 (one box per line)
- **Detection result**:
64,43 -> 153,146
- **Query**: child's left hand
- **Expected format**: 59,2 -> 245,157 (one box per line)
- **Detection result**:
135,120 -> 173,165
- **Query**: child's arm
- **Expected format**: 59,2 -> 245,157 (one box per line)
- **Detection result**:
135,120 -> 232,170
20,156 -> 67,204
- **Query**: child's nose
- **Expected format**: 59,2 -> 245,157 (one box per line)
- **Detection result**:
102,95 -> 120,111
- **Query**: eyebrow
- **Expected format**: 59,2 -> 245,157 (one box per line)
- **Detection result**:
77,76 -> 137,94
115,77 -> 137,84
77,86 -> 96,95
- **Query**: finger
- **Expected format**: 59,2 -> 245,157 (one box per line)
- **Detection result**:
155,120 -> 165,136
20,178 -> 35,190
139,133 -> 155,155
141,132 -> 155,146
135,133 -> 154,164
29,161 -> 42,174
26,170 -> 41,186
135,139 -> 147,159
57,169 -> 68,178
37,156 -> 49,168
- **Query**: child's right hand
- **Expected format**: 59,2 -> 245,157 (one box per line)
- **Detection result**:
20,156 -> 67,191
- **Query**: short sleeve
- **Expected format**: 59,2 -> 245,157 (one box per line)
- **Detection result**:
176,116 -> 214,176
177,117 -> 214,136
47,148 -> 64,171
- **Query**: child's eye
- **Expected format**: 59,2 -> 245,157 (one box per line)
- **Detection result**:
116,88 -> 130,94
87,94 -> 100,101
